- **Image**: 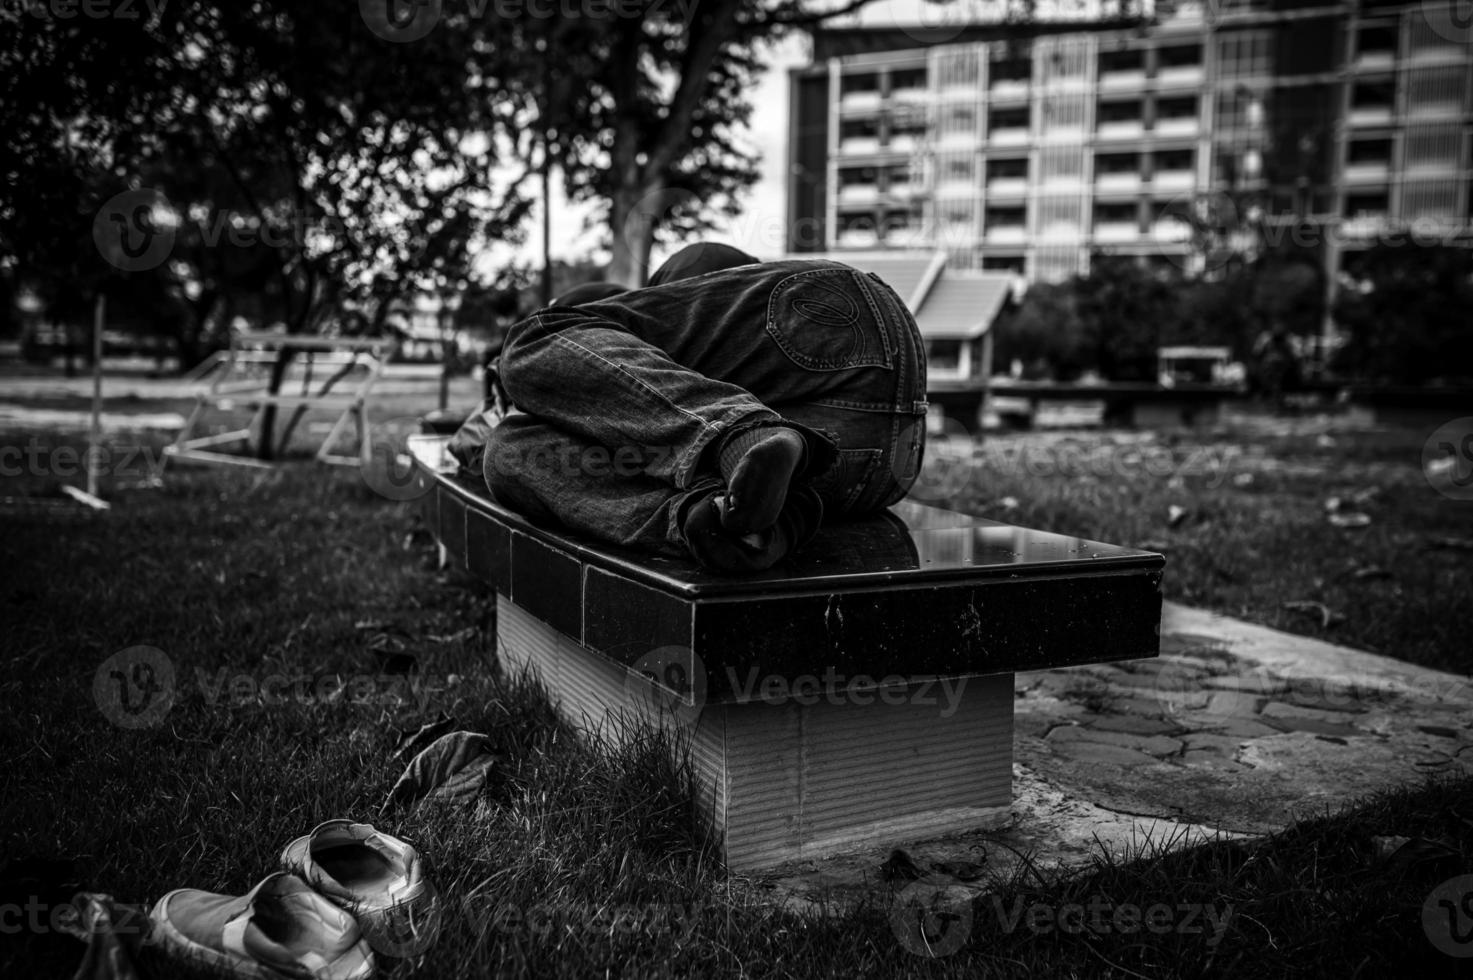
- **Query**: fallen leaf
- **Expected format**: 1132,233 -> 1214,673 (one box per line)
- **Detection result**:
1429,536 -> 1473,551
393,712 -> 458,762
1232,472 -> 1254,488
1324,496 -> 1342,513
1350,566 -> 1392,581
384,731 -> 499,811
1328,512 -> 1371,529
1167,505 -> 1188,528
997,496 -> 1019,511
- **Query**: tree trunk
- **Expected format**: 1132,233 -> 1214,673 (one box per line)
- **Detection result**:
607,182 -> 662,288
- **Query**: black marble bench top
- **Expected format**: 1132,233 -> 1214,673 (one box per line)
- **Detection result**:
408,435 -> 1163,701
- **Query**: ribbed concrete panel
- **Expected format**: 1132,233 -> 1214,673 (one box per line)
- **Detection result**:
500,593 -> 1013,871
720,676 -> 1013,868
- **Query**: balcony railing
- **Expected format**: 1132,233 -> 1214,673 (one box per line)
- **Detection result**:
1156,65 -> 1204,86
988,126 -> 1030,145
1348,106 -> 1394,126
1342,162 -> 1390,183
888,134 -> 921,153
1099,69 -> 1147,89
839,91 -> 882,113
984,225 -> 1027,244
1093,221 -> 1141,242
988,79 -> 1029,100
1150,220 -> 1192,242
838,137 -> 881,155
1095,172 -> 1142,192
836,184 -> 880,205
985,176 -> 1029,197
1152,169 -> 1196,191
1154,117 -> 1199,136
1096,120 -> 1146,139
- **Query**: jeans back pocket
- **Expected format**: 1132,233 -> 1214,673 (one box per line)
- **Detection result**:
766,269 -> 894,372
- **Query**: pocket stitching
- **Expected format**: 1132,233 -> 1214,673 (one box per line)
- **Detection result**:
766,270 -> 894,373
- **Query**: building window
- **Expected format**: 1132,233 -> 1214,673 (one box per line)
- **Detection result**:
990,54 -> 1031,82
988,157 -> 1029,179
840,73 -> 880,96
1157,44 -> 1203,69
989,107 -> 1030,131
944,157 -> 975,182
1095,202 -> 1139,224
1154,149 -> 1194,172
985,205 -> 1026,227
927,339 -> 963,372
1099,48 -> 1145,73
1096,151 -> 1141,174
891,68 -> 927,91
1351,79 -> 1396,111
1346,138 -> 1392,165
1097,99 -> 1144,124
1356,24 -> 1397,57
1344,191 -> 1390,216
982,255 -> 1025,273
1157,96 -> 1198,120
840,118 -> 879,141
1216,31 -> 1272,78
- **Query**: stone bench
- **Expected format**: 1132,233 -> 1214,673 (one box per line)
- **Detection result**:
406,434 -> 1163,871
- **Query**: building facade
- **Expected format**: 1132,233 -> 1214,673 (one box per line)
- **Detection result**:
786,0 -> 1473,284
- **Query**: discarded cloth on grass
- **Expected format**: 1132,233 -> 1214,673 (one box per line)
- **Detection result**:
57,892 -> 148,980
384,730 -> 498,811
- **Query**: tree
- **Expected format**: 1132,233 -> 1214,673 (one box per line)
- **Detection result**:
3,1 -> 534,455
1331,244 -> 1473,386
1072,254 -> 1182,382
517,0 -> 904,287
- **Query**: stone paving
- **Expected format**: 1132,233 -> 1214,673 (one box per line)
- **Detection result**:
759,601 -> 1473,907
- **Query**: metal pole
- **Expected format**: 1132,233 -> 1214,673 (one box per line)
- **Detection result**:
539,25 -> 554,308
88,292 -> 104,499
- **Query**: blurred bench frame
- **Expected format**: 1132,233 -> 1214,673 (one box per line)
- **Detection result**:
164,333 -> 395,469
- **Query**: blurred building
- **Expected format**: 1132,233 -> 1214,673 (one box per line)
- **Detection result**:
786,0 -> 1473,284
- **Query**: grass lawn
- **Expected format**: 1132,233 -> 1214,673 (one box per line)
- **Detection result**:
2,405 -> 1471,977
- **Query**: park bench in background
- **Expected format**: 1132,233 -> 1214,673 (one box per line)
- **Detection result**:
164,333 -> 395,469
407,434 -> 1164,871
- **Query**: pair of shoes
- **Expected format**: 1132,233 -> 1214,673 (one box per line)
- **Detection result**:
149,821 -> 436,979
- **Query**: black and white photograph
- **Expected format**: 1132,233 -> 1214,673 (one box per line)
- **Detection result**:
2,0 -> 1472,976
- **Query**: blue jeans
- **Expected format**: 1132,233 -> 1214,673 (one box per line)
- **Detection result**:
457,249 -> 928,558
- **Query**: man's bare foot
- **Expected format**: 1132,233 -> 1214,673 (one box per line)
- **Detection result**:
718,426 -> 805,534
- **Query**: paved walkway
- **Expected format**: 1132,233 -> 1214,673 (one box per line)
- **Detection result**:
764,601 -> 1473,905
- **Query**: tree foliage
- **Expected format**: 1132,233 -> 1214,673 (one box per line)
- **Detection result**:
1332,244 -> 1473,386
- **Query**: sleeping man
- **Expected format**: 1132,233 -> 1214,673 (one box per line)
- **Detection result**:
449,243 -> 927,573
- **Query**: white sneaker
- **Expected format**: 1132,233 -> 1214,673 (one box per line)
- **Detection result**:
280,820 -> 438,957
149,872 -> 374,979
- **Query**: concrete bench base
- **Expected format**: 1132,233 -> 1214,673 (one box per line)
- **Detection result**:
498,596 -> 1013,870
408,433 -> 1162,872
